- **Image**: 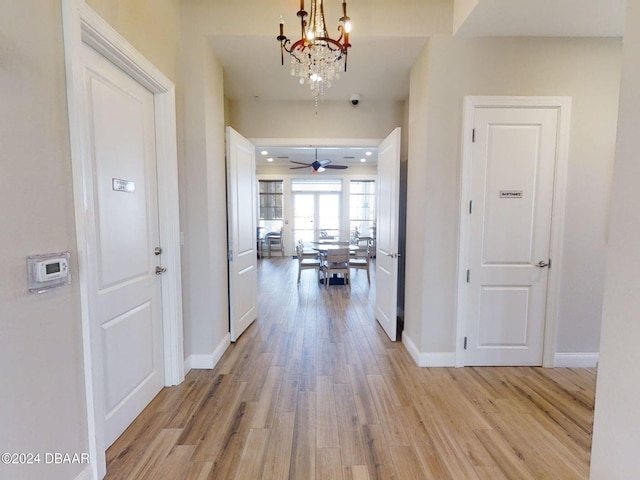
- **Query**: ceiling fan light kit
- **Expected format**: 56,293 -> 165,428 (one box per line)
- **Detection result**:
277,0 -> 352,107
289,149 -> 349,173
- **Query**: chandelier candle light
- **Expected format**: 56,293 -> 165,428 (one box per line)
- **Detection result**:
277,0 -> 352,107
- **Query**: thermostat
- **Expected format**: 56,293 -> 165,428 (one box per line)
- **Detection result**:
27,252 -> 71,293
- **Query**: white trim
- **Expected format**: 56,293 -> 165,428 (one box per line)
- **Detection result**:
455,96 -> 572,368
249,137 -> 383,148
62,1 -> 184,478
554,353 -> 599,368
74,465 -> 94,480
186,334 -> 232,370
402,334 -> 456,367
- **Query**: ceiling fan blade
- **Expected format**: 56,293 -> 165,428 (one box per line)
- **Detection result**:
289,165 -> 311,169
289,160 -> 312,166
324,165 -> 349,169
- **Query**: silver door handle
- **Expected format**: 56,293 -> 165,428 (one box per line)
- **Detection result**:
155,266 -> 167,275
535,260 -> 549,268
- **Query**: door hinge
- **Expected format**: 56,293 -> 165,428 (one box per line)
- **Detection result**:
548,259 -> 552,269
464,337 -> 468,350
472,128 -> 476,143
466,269 -> 470,283
469,200 -> 473,214
228,250 -> 233,262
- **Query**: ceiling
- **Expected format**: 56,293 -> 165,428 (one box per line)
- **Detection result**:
201,0 -> 626,164
205,0 -> 625,104
255,146 -> 377,167
455,0 -> 625,38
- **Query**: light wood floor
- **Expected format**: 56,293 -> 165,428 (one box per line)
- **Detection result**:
105,257 -> 596,479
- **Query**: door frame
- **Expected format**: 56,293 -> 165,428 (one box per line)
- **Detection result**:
251,137 -> 382,254
455,96 -> 572,368
62,1 -> 184,478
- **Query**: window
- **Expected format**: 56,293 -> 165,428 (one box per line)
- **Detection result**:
292,178 -> 342,242
258,180 -> 284,235
350,180 -> 376,239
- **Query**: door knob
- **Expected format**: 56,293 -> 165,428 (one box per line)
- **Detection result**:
535,260 -> 549,268
155,266 -> 167,275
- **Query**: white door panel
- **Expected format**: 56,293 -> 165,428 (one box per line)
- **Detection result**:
227,127 -> 258,342
375,128 -> 401,341
83,44 -> 164,446
465,106 -> 558,366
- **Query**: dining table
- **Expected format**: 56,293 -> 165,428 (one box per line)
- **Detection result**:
311,243 -> 359,285
311,243 -> 359,254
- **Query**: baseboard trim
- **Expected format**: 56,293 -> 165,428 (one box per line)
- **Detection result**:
402,333 -> 455,367
554,352 -> 599,368
185,334 -> 231,372
74,465 -> 93,480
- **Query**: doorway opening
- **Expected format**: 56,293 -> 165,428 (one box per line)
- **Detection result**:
293,178 -> 343,243
251,128 -> 402,343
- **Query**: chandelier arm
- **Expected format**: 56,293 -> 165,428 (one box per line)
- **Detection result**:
299,16 -> 307,39
290,36 -> 346,54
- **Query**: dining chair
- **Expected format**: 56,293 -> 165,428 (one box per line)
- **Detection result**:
297,239 -> 319,259
349,243 -> 371,284
320,247 -> 350,289
266,227 -> 283,257
296,243 -> 321,284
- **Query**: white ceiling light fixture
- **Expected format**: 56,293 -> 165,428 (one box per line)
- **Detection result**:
289,148 -> 349,173
277,0 -> 352,108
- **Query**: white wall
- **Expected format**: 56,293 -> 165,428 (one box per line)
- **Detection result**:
230,99 -> 405,140
405,36 -> 622,363
590,2 -> 640,477
179,0 -> 451,37
404,41 -> 431,355
180,6 -> 231,367
453,0 -> 479,33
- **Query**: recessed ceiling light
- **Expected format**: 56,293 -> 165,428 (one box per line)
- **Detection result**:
267,158 -> 274,162
360,158 -> 366,163
261,150 -> 268,155
365,151 -> 372,156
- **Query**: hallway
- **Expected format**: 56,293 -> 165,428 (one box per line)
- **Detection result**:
105,257 -> 595,479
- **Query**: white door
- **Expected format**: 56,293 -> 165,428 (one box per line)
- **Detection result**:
464,106 -> 559,366
375,128 -> 402,341
83,44 -> 165,446
293,191 -> 341,242
226,127 -> 258,341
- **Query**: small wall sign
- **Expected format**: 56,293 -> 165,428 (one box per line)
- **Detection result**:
112,178 -> 136,193
500,190 -> 523,198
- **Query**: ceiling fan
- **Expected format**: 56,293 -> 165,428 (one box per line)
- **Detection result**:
289,149 -> 348,173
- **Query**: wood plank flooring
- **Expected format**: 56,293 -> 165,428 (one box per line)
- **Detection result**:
105,257 -> 596,479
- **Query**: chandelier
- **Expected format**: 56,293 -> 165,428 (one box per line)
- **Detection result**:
277,0 -> 352,106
